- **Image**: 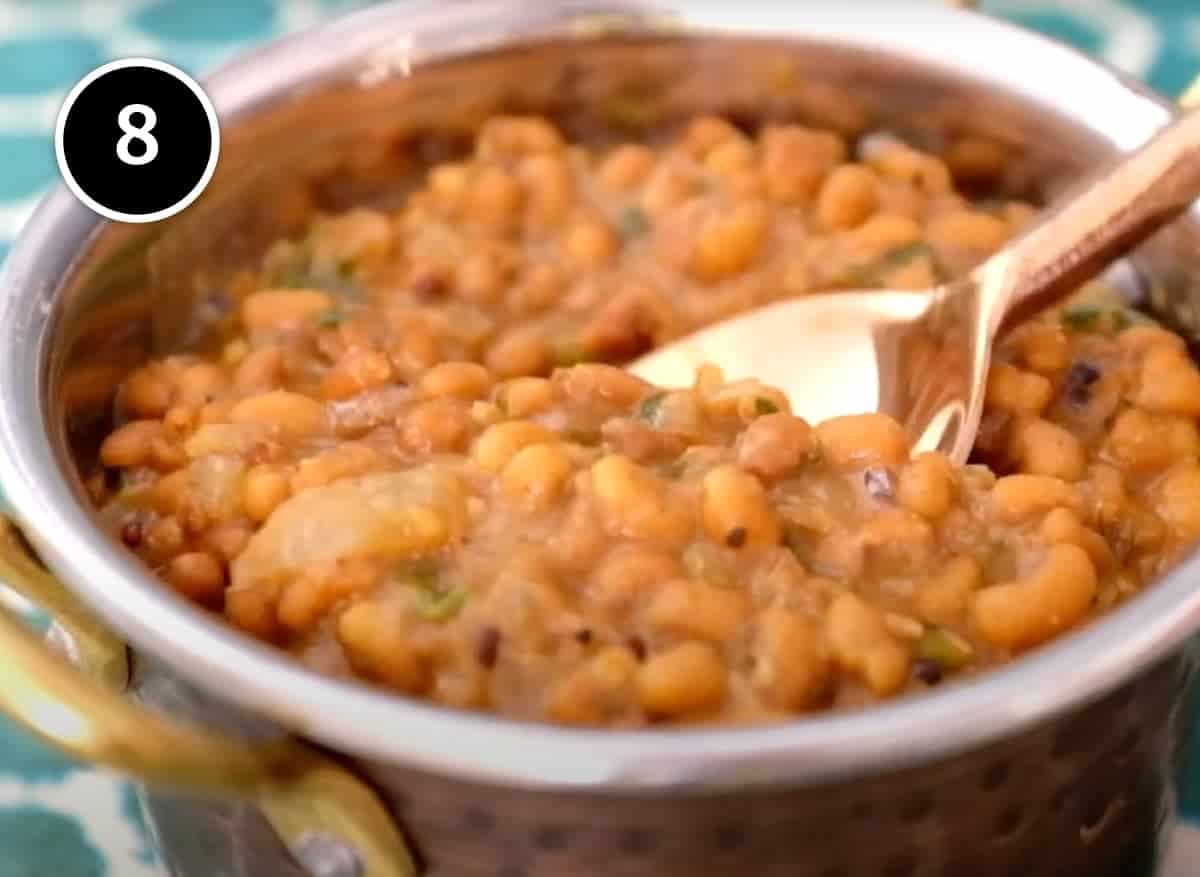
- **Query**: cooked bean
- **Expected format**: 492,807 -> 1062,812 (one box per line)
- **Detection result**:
100,420 -> 164,469
815,414 -> 909,468
291,443 -> 384,493
91,109 -> 1200,729
242,289 -> 333,331
645,579 -> 748,642
868,142 -> 952,194
242,465 -> 291,522
752,608 -> 830,711
477,115 -> 564,158
1010,418 -> 1086,482
599,144 -> 655,191
486,327 -> 551,378
637,641 -> 727,718
501,443 -> 574,510
987,362 -> 1053,416
123,367 -> 172,417
547,647 -> 638,725
1136,346 -> 1200,416
1156,464 -> 1200,541
760,124 -> 846,204
465,166 -> 524,229
897,452 -> 955,519
501,377 -> 556,418
588,546 -> 684,611
420,362 -> 492,401
927,210 -> 1010,252
991,474 -> 1081,523
234,345 -> 285,394
401,398 -> 473,454
564,218 -> 619,270
683,116 -> 743,157
915,555 -> 982,625
826,593 -> 910,696
701,465 -> 780,548
321,350 -> 395,401
736,414 -> 813,480
337,602 -> 429,693
815,164 -> 879,230
591,454 -> 692,544
690,202 -> 771,283
472,420 -> 557,472
231,391 -> 327,437
855,213 -> 922,251
165,552 -> 226,606
1106,408 -> 1176,472
973,544 -> 1097,651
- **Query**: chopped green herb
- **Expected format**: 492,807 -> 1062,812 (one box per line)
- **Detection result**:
316,308 -> 346,328
415,587 -> 469,623
276,263 -> 311,289
1060,306 -> 1134,334
636,391 -> 668,425
618,206 -> 651,240
395,563 -> 468,622
916,626 -> 974,671
754,397 -> 779,416
1060,306 -> 1102,331
846,241 -> 940,288
391,561 -> 440,591
264,240 -> 366,300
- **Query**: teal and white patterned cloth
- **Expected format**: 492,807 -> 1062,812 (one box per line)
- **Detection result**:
1,1 -> 1200,875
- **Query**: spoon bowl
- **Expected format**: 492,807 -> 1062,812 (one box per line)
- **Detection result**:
629,287 -> 979,457
633,105 -> 1200,463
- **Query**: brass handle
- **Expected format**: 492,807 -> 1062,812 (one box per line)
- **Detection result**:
0,517 -> 416,877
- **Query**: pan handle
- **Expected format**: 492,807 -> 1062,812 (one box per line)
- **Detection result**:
0,516 -> 417,877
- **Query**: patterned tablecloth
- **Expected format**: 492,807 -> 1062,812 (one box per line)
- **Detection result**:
1,1 -> 1200,875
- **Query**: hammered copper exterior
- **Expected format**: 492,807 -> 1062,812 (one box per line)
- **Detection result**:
34,6 -> 1200,876
133,649 -> 1198,876
360,654 -> 1197,877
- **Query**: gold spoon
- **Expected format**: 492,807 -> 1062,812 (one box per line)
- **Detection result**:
631,107 -> 1200,464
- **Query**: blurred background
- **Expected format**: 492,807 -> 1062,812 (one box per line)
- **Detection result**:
0,1 -> 1198,875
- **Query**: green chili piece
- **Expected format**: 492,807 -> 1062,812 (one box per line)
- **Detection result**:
618,206 -> 652,240
316,308 -> 345,328
846,241 -> 939,288
916,627 -> 974,671
415,588 -> 469,623
1060,306 -> 1102,331
637,391 -> 668,425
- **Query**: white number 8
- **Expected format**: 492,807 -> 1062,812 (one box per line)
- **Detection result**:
116,103 -> 159,166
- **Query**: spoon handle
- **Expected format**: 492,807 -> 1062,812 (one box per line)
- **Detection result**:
978,105 -> 1200,332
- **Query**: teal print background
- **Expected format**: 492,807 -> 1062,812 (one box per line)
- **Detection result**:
0,1 -> 1199,875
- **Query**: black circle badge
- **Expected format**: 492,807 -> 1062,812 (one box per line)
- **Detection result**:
55,58 -> 220,224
